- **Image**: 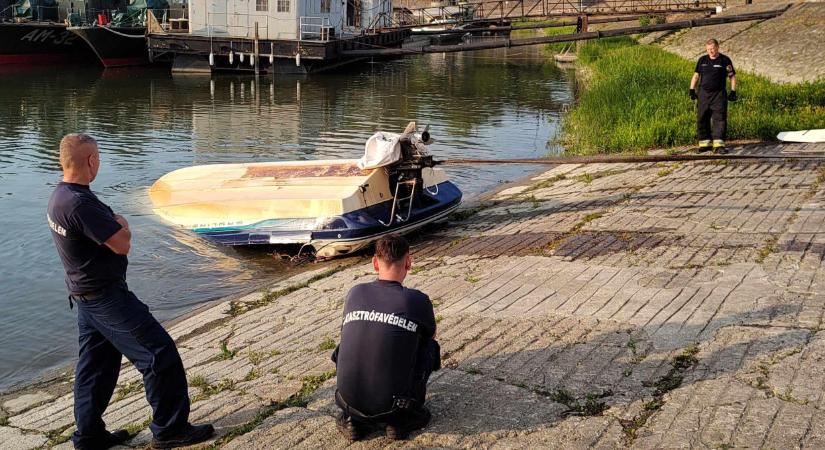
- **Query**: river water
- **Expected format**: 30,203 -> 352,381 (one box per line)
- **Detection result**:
0,44 -> 574,391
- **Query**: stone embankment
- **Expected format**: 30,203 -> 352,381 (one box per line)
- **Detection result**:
648,1 -> 825,83
3,142 -> 825,449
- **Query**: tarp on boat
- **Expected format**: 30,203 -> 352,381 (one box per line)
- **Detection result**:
358,132 -> 401,169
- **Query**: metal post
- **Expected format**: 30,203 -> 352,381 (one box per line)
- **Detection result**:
254,21 -> 260,75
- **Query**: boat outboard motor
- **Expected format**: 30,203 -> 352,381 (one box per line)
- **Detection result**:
384,122 -> 437,222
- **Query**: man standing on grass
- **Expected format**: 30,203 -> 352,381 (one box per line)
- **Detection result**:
47,133 -> 213,450
332,234 -> 440,442
689,38 -> 738,153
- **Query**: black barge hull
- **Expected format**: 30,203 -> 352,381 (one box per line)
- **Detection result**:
68,26 -> 149,67
0,22 -> 92,64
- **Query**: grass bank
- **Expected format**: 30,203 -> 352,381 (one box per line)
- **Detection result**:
560,38 -> 825,155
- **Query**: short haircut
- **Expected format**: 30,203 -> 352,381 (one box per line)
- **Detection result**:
705,38 -> 719,47
374,234 -> 409,264
59,133 -> 98,169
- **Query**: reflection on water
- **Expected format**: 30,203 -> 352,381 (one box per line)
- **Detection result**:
0,44 -> 573,390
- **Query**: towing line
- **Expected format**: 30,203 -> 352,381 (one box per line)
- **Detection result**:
436,152 -> 825,166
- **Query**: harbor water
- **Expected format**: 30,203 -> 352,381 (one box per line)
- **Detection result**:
0,45 -> 574,391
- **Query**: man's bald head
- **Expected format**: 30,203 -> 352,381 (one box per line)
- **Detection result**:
59,133 -> 98,170
59,133 -> 100,184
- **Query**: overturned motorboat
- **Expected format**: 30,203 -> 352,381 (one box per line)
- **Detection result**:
149,122 -> 462,258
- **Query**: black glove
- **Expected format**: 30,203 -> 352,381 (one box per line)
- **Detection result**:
728,90 -> 737,101
689,89 -> 697,101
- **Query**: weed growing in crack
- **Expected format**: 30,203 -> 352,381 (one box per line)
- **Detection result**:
219,341 -> 237,360
247,350 -> 265,366
576,173 -> 595,184
318,336 -> 336,351
113,380 -> 143,402
124,416 -> 152,436
621,343 -> 701,444
46,427 -> 72,446
525,173 -> 567,192
756,235 -> 779,263
189,374 -> 208,388
192,378 -> 236,402
546,388 -> 610,416
244,368 -> 262,382
214,370 -> 336,446
671,343 -> 699,370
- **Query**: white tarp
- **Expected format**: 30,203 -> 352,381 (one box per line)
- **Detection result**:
358,132 -> 402,169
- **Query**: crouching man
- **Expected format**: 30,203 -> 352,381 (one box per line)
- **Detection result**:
332,234 -> 440,441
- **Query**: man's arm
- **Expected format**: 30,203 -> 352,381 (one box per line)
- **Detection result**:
729,74 -> 737,91
421,294 -> 437,340
105,225 -> 131,255
690,72 -> 700,90
74,203 -> 131,255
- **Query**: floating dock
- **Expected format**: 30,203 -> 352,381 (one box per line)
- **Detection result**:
148,28 -> 410,74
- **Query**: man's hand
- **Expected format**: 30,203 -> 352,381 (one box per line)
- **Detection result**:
728,90 -> 737,102
114,214 -> 129,230
689,89 -> 697,101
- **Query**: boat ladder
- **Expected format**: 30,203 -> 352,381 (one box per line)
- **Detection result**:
379,178 -> 417,227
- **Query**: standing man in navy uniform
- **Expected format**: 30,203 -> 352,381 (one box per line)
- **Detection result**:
47,134 -> 214,450
689,38 -> 738,153
332,234 -> 440,441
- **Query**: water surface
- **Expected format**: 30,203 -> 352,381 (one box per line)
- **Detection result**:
0,44 -> 574,390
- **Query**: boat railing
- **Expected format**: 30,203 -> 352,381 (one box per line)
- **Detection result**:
299,16 -> 332,41
1,4 -> 62,23
0,4 -> 13,21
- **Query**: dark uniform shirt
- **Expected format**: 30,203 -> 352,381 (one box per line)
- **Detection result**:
695,54 -> 735,92
334,280 -> 436,416
47,182 -> 127,294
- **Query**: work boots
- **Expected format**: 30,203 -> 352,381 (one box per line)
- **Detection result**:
336,412 -> 368,442
150,423 -> 214,449
73,429 -> 130,450
385,406 -> 432,440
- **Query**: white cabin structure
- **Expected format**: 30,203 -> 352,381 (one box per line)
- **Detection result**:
188,0 -> 392,40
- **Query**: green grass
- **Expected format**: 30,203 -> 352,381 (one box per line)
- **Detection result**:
318,336 -> 336,351
219,340 -> 237,360
189,374 -> 208,388
543,25 -> 577,54
561,38 -> 825,155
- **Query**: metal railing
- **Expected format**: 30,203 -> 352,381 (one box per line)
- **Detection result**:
408,0 -> 722,24
0,4 -> 61,22
0,3 -> 187,26
299,16 -> 332,41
